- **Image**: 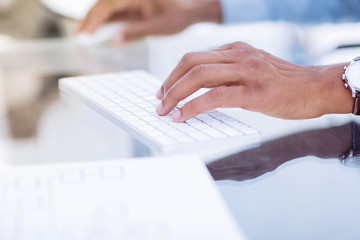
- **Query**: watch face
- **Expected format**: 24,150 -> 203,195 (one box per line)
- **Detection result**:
346,61 -> 360,90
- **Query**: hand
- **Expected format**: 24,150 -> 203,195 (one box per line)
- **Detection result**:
76,0 -> 222,43
156,41 -> 354,121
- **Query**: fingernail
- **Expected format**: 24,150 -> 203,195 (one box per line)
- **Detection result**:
156,102 -> 163,115
155,89 -> 163,99
172,110 -> 182,122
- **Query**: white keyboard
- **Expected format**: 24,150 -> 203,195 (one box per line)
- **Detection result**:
59,70 -> 260,154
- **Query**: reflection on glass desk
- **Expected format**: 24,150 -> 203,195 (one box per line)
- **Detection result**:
208,122 -> 360,240
0,38 -> 148,166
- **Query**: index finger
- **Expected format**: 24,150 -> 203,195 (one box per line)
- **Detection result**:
156,50 -> 235,100
76,1 -> 114,33
77,0 -> 145,34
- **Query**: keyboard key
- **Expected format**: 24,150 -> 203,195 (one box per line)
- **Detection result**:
176,136 -> 195,143
186,130 -> 211,141
136,125 -> 157,133
154,136 -> 177,146
203,129 -> 227,139
114,110 -> 132,118
122,115 -> 140,122
146,130 -> 166,137
220,127 -> 244,136
239,127 -> 259,135
130,119 -> 147,126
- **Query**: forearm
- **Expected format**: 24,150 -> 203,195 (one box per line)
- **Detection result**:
187,0 -> 222,24
220,0 -> 360,24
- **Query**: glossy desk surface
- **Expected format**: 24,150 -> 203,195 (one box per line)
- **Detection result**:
209,121 -> 360,240
1,23 -> 360,240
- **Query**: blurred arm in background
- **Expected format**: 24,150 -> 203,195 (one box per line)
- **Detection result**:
76,0 -> 360,43
76,0 -> 222,43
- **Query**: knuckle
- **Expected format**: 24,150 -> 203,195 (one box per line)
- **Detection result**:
181,52 -> 197,64
209,87 -> 227,101
230,41 -> 248,49
246,57 -> 262,69
257,48 -> 268,56
245,56 -> 266,70
165,88 -> 182,103
190,64 -> 208,77
230,41 -> 244,47
183,101 -> 199,116
233,48 -> 253,59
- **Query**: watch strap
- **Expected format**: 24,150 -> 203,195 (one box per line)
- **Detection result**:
353,92 -> 360,115
352,122 -> 360,155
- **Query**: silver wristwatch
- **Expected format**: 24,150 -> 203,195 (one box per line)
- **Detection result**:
342,56 -> 360,115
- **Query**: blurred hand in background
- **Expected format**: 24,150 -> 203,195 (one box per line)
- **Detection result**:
76,0 -> 222,43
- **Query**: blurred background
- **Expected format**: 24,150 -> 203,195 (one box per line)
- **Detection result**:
0,0 -> 143,166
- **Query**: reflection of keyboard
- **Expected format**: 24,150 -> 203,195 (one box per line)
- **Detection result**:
59,70 -> 260,154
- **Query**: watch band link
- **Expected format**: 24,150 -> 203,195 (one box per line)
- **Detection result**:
353,92 -> 360,115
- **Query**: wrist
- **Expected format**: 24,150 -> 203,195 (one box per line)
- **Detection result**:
315,63 -> 354,115
188,0 -> 222,24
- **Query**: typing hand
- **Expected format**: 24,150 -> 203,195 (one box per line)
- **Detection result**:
156,41 -> 353,121
75,0 -> 222,43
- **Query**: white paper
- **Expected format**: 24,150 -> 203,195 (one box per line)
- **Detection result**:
0,155 -> 246,240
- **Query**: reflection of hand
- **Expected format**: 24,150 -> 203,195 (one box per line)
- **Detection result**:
156,42 -> 353,122
207,123 -> 352,181
76,0 -> 222,43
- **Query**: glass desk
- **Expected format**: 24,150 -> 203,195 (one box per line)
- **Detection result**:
1,24 -> 360,240
0,38 -> 148,165
209,122 -> 360,240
